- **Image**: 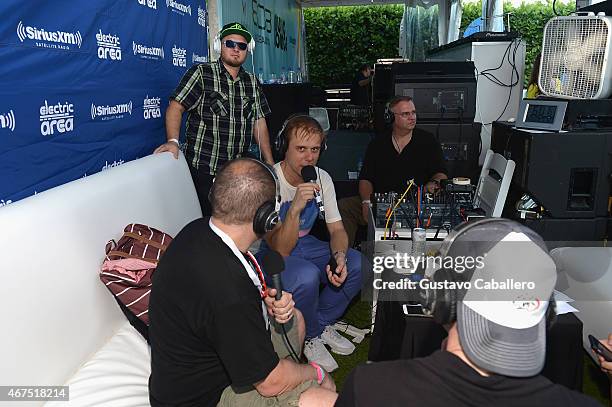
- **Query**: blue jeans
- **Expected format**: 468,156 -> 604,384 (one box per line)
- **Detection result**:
258,235 -> 363,339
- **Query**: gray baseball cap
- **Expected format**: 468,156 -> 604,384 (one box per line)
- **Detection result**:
450,219 -> 557,377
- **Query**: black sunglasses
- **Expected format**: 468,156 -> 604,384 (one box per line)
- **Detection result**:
224,39 -> 248,51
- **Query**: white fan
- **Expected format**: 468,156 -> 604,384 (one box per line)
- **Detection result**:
539,14 -> 612,99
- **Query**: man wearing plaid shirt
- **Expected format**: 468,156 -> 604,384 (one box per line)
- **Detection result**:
155,22 -> 274,215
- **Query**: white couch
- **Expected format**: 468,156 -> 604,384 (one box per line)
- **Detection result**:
0,153 -> 202,407
551,247 -> 612,355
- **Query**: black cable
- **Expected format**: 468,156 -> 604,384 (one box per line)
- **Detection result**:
281,323 -> 301,362
553,0 -> 560,16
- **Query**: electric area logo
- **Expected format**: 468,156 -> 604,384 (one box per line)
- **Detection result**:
197,6 -> 207,27
0,110 -> 16,132
96,30 -> 121,61
172,45 -> 187,67
137,0 -> 157,10
166,0 -> 191,15
143,95 -> 161,120
39,100 -> 74,136
192,53 -> 207,63
132,41 -> 164,60
17,21 -> 82,50
91,101 -> 133,121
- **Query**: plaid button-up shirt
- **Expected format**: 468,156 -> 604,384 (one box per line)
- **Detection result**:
171,59 -> 271,175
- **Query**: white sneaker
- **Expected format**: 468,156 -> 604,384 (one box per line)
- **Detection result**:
304,337 -> 339,372
321,325 -> 356,355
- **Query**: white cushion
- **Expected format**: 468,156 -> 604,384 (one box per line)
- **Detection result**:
46,322 -> 151,407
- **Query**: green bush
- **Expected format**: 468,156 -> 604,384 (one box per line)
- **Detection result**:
304,1 -> 576,87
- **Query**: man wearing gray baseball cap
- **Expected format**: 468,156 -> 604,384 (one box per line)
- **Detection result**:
335,219 -> 601,406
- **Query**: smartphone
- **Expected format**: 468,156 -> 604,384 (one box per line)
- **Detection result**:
588,334 -> 612,362
327,256 -> 340,276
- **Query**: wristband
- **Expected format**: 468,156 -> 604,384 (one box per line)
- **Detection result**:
333,250 -> 346,259
309,362 -> 325,385
167,138 -> 180,146
361,199 -> 371,205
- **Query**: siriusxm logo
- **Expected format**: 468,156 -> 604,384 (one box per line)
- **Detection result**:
197,6 -> 207,27
91,101 -> 133,121
0,109 -> 16,132
39,100 -> 74,136
166,0 -> 191,15
17,21 -> 82,50
132,41 -> 164,60
101,159 -> 125,171
137,0 -> 157,10
192,52 -> 207,63
143,95 -> 161,120
96,29 -> 121,61
0,199 -> 13,208
172,45 -> 187,67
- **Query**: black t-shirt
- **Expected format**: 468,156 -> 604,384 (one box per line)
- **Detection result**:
359,128 -> 447,193
148,218 -> 279,407
350,71 -> 369,106
335,351 -> 601,407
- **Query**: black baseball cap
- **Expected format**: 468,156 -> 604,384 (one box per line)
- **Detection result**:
220,22 -> 252,43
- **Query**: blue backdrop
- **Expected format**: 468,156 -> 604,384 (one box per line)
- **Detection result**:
0,0 -> 208,206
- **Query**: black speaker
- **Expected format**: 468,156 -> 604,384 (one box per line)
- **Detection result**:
491,122 -> 612,219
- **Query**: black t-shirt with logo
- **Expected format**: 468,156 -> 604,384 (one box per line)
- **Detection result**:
148,218 -> 279,407
359,128 -> 447,192
335,351 -> 602,407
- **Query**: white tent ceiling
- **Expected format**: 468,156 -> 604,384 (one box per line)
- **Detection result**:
299,0 -> 406,7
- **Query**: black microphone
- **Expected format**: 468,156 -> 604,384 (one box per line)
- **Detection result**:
301,165 -> 325,219
261,250 -> 285,300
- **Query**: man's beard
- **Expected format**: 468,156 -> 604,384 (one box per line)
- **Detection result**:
223,55 -> 244,68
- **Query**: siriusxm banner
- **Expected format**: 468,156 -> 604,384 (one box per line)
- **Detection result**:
220,0 -> 302,79
0,0 -> 208,206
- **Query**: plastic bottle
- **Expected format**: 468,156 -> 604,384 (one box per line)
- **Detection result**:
288,68 -> 295,83
280,67 -> 287,84
258,68 -> 264,84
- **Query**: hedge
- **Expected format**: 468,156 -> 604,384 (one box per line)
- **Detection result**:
304,1 -> 576,87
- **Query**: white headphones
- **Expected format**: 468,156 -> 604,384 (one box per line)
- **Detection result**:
213,23 -> 255,54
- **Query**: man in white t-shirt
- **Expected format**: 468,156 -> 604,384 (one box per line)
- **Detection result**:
260,115 -> 363,372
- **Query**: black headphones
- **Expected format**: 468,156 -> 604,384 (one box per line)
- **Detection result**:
275,113 -> 328,158
208,158 -> 281,236
420,218 -> 556,327
383,102 -> 395,126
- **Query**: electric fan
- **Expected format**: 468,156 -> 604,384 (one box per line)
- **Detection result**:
539,14 -> 612,99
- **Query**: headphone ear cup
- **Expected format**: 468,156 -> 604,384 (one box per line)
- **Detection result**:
213,34 -> 221,55
253,200 -> 277,236
431,268 -> 457,325
384,104 -> 394,125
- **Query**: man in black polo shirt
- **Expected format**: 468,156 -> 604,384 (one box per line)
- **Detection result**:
148,158 -> 337,407
338,96 -> 448,247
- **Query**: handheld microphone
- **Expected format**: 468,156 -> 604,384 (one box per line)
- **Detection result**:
261,250 -> 285,300
301,165 -> 325,219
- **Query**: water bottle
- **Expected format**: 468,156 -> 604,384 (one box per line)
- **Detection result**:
258,68 -> 264,84
296,69 -> 302,83
280,67 -> 287,84
288,68 -> 295,83
357,157 -> 364,173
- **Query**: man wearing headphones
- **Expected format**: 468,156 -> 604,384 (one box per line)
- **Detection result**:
149,158 -> 337,407
154,22 -> 274,216
260,115 -> 363,373
338,95 -> 448,247
335,219 -> 600,406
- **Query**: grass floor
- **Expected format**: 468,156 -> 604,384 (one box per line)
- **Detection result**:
331,299 -> 611,404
